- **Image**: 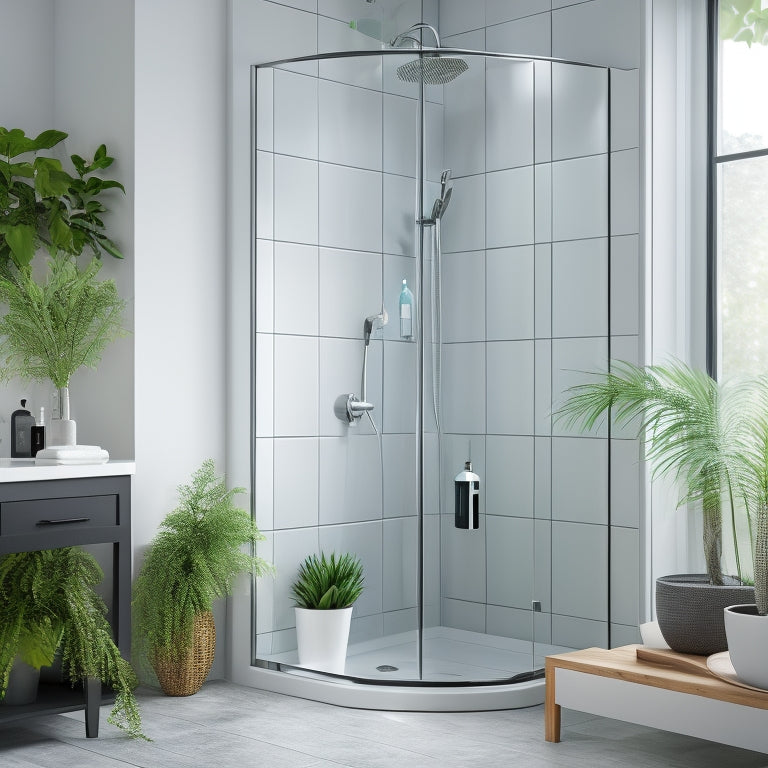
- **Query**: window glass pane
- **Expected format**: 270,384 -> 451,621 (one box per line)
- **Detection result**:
719,155 -> 768,376
718,10 -> 768,155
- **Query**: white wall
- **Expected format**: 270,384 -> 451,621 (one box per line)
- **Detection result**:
134,0 -> 228,677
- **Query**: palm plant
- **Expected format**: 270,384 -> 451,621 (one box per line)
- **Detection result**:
0,547 -> 145,739
132,460 -> 271,694
556,359 -> 758,586
291,552 -> 364,610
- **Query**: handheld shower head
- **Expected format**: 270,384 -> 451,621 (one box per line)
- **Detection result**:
363,307 -> 389,346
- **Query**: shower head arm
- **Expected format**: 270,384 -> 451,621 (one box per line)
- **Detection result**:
389,22 -> 441,49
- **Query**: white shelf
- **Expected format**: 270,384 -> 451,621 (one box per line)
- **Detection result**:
0,459 -> 136,483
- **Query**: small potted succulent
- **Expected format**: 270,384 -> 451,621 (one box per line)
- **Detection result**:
132,460 -> 271,696
291,552 -> 364,675
556,359 -> 755,654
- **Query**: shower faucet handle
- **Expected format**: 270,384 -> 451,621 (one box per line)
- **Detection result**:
334,393 -> 374,425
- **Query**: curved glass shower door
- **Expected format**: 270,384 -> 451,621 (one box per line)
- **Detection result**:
251,48 -> 611,685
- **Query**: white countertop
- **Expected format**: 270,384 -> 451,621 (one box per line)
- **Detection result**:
0,459 -> 136,483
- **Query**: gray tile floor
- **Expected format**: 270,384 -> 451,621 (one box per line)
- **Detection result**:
1,681 -> 767,768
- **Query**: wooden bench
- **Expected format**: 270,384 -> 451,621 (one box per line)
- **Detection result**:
545,645 -> 768,753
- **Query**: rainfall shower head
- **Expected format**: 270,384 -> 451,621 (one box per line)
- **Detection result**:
396,56 -> 468,85
363,307 -> 389,346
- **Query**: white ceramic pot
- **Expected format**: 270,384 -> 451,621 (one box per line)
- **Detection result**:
724,604 -> 768,689
2,657 -> 40,706
295,606 -> 353,675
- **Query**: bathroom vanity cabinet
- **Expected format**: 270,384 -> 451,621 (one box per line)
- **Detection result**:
0,462 -> 134,737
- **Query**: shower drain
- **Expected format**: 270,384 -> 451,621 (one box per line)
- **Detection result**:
376,664 -> 399,672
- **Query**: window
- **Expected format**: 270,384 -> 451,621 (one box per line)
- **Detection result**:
711,1 -> 768,377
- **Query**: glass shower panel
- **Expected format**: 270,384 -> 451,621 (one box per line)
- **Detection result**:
251,54 -> 423,681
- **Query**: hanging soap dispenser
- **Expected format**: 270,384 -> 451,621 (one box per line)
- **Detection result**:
399,279 -> 414,340
11,399 -> 35,458
455,460 -> 480,530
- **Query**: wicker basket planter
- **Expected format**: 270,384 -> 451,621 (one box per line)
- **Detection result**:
152,611 -> 215,696
656,574 -> 754,655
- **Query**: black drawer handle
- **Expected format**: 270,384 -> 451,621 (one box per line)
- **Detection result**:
36,517 -> 91,526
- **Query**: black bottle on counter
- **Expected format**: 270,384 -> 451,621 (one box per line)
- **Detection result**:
31,406 -> 45,457
11,399 -> 35,458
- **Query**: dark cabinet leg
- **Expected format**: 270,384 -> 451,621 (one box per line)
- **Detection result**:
84,677 -> 101,738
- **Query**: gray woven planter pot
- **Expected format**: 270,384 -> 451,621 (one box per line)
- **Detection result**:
656,574 -> 755,655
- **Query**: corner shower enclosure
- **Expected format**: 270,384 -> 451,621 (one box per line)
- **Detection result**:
251,36 -> 617,708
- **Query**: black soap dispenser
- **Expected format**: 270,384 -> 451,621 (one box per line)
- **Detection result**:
454,460 -> 480,530
11,399 -> 35,458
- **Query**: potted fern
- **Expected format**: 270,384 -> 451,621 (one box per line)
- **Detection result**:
132,460 -> 271,696
0,547 -> 145,739
556,359 -> 755,654
291,552 -> 364,674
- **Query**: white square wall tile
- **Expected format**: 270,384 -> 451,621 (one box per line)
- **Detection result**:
486,605 -> 534,643
611,526 -> 639,626
255,534 -> 275,633
383,174 -> 417,258
319,435 -> 382,524
610,148 -> 640,236
487,516 -> 534,609
552,238 -> 608,338
534,61 -> 552,163
610,235 -> 639,336
534,244 -> 551,338
383,517 -> 418,611
487,166 -> 535,249
255,239 -> 274,334
442,343 -> 486,434
487,246 -> 535,341
319,163 -> 382,253
551,337 -> 609,438
273,527 -> 319,631
384,93 -> 418,178
444,54 -> 486,178
442,517 -> 487,603
534,339 -> 552,436
486,436 -> 534,518
486,59 -> 534,172
318,17 -> 382,90
254,438 -> 274,531
318,247 -> 382,339
274,155 -> 318,245
439,0 -> 485,36
383,340 -> 417,434
552,154 -> 608,241
319,336 -> 382,436
611,439 -> 641,528
487,341 -> 535,435
442,250 -> 485,343
319,521 -> 383,617
486,0 -> 550,25
552,615 -> 608,649
611,623 -> 642,648
319,79 -> 382,171
256,68 -> 273,152
551,63 -> 608,161
273,438 -> 319,529
383,434 -> 418,517
534,437 -> 552,519
535,519 -> 552,611
256,151 -> 274,240
534,164 -> 552,244
424,101 -> 445,183
551,437 -> 608,525
274,70 -> 318,159
552,521 -> 608,622
611,68 -> 640,151
486,14 -> 552,58
255,333 -> 274,438
442,174 -> 485,254
274,242 -> 318,336
552,0 -> 641,69
274,335 -> 319,436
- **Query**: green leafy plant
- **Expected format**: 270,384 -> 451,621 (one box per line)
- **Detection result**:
0,127 -> 124,271
0,254 -> 126,389
0,547 -> 145,739
721,0 -> 768,46
132,460 -> 272,675
291,552 -> 364,610
555,359 -> 758,587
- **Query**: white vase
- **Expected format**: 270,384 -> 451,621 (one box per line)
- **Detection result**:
2,657 -> 40,706
295,606 -> 353,675
49,385 -> 76,446
724,604 -> 768,689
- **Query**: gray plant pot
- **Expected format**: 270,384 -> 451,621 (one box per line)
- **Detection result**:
655,574 -> 755,656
